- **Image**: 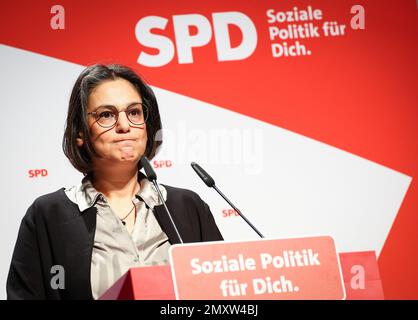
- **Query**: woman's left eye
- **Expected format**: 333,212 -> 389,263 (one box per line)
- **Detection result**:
128,108 -> 141,116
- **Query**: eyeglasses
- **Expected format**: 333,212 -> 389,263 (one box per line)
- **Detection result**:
87,103 -> 148,128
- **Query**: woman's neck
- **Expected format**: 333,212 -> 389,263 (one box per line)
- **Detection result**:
91,165 -> 140,201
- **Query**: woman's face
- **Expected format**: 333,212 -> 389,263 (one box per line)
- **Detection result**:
79,78 -> 148,168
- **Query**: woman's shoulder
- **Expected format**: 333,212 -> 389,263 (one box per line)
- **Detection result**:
27,188 -> 75,217
161,184 -> 209,209
162,184 -> 202,200
16,189 -> 73,228
32,188 -> 69,206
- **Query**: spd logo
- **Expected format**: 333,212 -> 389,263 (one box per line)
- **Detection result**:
153,160 -> 173,169
28,169 -> 48,178
135,12 -> 258,67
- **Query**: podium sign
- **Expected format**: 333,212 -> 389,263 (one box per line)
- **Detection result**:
169,236 -> 345,300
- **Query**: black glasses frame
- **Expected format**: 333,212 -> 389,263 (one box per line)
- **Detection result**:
87,103 -> 149,128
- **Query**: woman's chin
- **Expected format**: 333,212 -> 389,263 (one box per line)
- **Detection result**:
120,146 -> 135,158
113,151 -> 140,163
119,154 -> 140,162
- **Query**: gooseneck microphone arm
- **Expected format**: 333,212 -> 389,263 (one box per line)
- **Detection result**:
212,185 -> 264,238
191,162 -> 265,238
141,156 -> 184,244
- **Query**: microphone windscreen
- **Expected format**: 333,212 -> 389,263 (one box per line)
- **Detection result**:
191,162 -> 215,187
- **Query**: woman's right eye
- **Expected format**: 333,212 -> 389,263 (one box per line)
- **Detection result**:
99,111 -> 114,119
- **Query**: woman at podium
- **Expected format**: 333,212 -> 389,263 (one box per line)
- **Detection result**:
7,64 -> 223,299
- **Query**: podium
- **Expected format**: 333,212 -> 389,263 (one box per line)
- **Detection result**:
99,237 -> 383,300
99,265 -> 175,300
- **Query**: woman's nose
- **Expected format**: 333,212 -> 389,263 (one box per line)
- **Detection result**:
115,111 -> 131,132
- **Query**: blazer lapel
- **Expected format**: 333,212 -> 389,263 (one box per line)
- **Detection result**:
153,204 -> 184,244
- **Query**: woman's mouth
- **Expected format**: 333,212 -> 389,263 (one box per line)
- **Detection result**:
114,139 -> 136,146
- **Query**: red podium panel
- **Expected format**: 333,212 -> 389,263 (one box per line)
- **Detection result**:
339,251 -> 384,300
98,244 -> 383,300
99,265 -> 175,300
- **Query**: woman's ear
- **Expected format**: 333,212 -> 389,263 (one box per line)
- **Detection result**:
76,132 -> 84,147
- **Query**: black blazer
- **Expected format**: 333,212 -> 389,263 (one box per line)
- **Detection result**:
6,185 -> 223,300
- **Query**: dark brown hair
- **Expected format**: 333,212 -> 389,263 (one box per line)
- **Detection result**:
62,64 -> 162,175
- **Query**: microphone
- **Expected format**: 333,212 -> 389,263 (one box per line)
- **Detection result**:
191,162 -> 264,238
140,156 -> 184,243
